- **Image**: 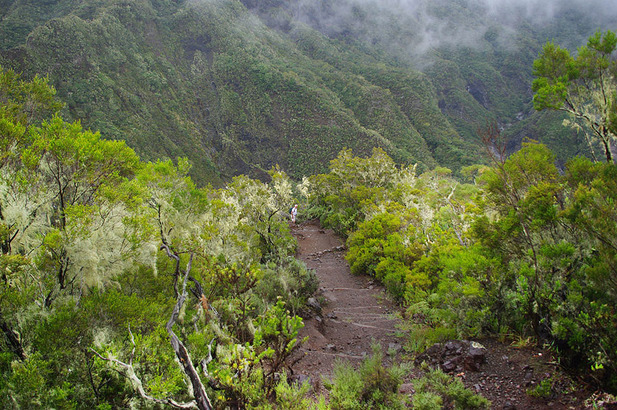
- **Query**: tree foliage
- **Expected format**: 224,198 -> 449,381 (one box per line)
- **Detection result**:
533,30 -> 617,162
0,66 -> 316,408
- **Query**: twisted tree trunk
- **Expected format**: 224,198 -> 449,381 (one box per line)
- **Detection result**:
163,251 -> 213,410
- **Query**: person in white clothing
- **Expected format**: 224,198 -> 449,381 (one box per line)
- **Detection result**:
291,204 -> 298,223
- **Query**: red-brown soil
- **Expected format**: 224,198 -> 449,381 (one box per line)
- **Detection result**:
290,220 -> 613,409
291,221 -> 405,397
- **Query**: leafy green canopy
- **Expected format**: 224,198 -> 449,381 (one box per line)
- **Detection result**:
0,66 -> 319,409
533,30 -> 617,163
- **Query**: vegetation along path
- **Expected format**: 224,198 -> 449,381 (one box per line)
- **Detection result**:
290,220 -> 405,395
289,221 -> 602,408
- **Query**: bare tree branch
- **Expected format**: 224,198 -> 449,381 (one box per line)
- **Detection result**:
166,252 -> 213,410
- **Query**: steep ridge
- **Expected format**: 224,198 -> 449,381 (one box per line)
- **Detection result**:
3,1 -> 613,185
0,0 -> 445,183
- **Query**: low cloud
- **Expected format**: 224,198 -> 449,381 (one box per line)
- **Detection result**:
282,0 -> 617,60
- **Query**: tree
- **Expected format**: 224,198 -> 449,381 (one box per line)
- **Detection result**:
20,115 -> 142,306
305,148 -> 401,236
532,30 -> 617,163
0,66 -> 63,171
476,141 -> 565,337
226,166 -> 295,262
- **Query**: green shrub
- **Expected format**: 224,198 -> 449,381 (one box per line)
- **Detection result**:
412,392 -> 443,410
412,367 -> 490,409
327,344 -> 407,410
526,377 -> 554,398
274,373 -> 328,410
375,258 -> 411,303
254,257 -> 318,313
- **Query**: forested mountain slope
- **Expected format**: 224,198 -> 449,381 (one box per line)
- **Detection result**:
2,17 -> 617,406
1,0 -> 616,184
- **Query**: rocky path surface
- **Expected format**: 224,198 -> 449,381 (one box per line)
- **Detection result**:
290,221 -> 405,394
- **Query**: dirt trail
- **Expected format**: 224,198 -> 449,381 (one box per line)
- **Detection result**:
290,221 -> 405,391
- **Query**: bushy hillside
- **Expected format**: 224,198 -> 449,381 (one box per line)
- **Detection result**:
246,0 -> 615,157
1,0 -> 615,184
0,0 -> 439,184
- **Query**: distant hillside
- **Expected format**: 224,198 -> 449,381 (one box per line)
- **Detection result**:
1,0 -> 615,183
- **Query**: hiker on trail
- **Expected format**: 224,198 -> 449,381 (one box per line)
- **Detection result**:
290,204 -> 298,224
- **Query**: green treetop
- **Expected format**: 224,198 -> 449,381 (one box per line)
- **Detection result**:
532,30 -> 617,163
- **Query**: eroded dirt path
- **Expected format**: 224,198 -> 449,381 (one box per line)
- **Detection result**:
290,221 -> 405,392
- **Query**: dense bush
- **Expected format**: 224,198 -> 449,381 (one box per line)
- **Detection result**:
326,344 -> 408,410
412,367 -> 490,409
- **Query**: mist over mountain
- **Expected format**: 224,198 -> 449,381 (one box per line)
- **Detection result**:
244,0 -> 617,60
245,0 -> 617,160
1,0 -> 615,183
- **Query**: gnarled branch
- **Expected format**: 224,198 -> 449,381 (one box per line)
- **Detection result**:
166,252 -> 213,410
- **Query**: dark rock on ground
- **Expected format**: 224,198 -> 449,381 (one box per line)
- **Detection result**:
414,340 -> 487,373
